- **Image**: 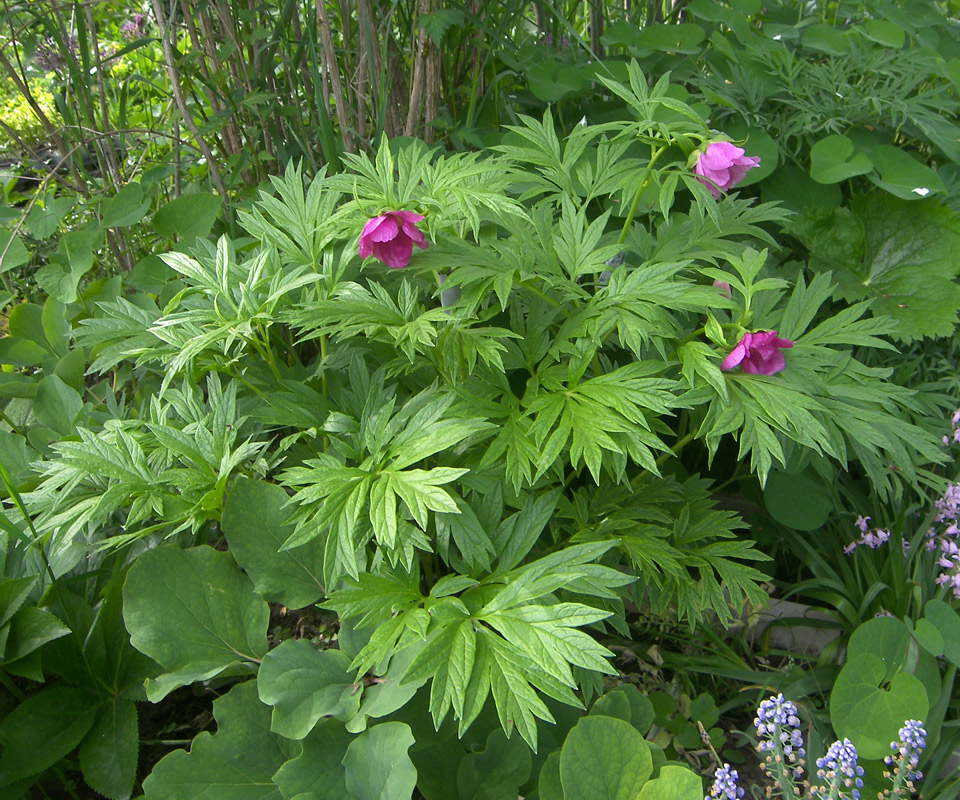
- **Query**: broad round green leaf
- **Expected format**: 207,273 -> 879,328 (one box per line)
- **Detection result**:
457,728 -> 532,800
809,135 -> 874,184
763,468 -> 833,531
153,193 -> 221,242
833,194 -> 960,342
122,545 -> 269,701
861,19 -> 905,48
637,765 -> 702,800
102,182 -> 151,228
802,24 -> 851,55
923,600 -> 960,667
559,716 -> 652,800
33,375 -> 83,436
847,616 -> 909,679
867,144 -> 946,200
0,685 -> 98,785
538,751 -> 563,800
222,477 -> 325,609
271,719 -> 351,800
526,63 -> 589,102
762,166 -> 842,213
635,23 -> 706,54
144,681 -> 290,800
830,652 -> 928,760
342,721 -> 417,800
257,640 -> 360,739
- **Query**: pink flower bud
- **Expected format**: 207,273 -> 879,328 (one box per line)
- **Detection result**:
359,210 -> 428,269
694,141 -> 761,199
720,330 -> 794,375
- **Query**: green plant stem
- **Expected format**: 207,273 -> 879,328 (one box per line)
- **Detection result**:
656,431 -> 696,468
617,146 -> 666,245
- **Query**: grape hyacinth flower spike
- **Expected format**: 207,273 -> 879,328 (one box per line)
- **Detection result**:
705,763 -> 744,800
359,210 -> 428,269
755,693 -> 806,794
884,720 -> 926,797
811,738 -> 864,800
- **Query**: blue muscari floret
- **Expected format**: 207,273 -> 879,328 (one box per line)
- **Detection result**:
813,738 -> 864,800
705,763 -> 744,800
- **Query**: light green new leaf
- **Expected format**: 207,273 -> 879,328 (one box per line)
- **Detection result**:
257,640 -> 361,739
144,681 -> 290,800
342,722 -> 417,800
636,765 -> 702,800
559,716 -> 652,800
122,545 -> 269,701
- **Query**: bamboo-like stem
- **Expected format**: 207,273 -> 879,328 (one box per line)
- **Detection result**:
151,0 -> 231,210
317,0 -> 354,152
404,0 -> 431,137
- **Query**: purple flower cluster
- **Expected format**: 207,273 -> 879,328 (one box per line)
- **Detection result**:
121,13 -> 148,40
812,738 -> 864,800
928,483 -> 960,597
844,515 -> 892,555
755,693 -> 805,782
884,720 -> 926,796
35,35 -> 78,73
705,763 -> 744,800
943,408 -> 960,446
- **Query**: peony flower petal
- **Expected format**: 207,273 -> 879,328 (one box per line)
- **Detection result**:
366,215 -> 400,242
380,236 -> 414,269
721,342 -> 748,370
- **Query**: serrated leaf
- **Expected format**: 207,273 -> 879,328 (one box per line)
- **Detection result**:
78,699 -> 139,800
0,685 -> 98,786
834,194 -> 960,342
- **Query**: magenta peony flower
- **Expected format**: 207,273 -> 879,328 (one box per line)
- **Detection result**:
693,141 -> 761,199
721,331 -> 794,375
359,211 -> 428,269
